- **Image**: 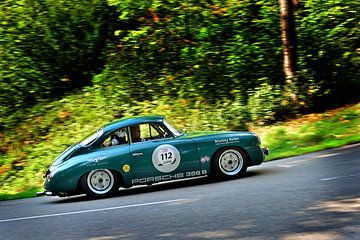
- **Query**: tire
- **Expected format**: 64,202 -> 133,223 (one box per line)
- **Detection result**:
81,169 -> 119,198
211,147 -> 248,179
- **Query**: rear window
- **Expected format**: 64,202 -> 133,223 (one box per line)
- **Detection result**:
80,128 -> 104,146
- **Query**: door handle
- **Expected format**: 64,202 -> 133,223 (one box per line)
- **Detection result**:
132,152 -> 143,157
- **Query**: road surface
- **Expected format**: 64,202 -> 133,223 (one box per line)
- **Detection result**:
0,144 -> 359,240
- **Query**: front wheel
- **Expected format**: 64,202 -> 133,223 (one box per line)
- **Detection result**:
81,169 -> 119,198
212,147 -> 248,179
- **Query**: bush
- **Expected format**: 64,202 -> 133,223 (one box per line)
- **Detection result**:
248,83 -> 283,124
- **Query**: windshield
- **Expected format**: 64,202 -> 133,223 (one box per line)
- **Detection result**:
163,119 -> 182,137
80,128 -> 104,146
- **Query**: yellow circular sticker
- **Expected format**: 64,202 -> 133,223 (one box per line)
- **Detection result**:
122,164 -> 130,173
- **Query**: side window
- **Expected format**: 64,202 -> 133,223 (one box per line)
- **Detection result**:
139,124 -> 151,139
130,123 -> 171,143
102,128 -> 128,147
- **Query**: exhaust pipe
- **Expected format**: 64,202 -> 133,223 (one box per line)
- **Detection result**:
36,191 -> 45,197
36,191 -> 55,197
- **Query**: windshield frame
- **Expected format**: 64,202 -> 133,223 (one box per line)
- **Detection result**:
79,128 -> 104,147
163,119 -> 182,137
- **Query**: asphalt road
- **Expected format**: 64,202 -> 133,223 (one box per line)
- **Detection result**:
1,144 -> 359,240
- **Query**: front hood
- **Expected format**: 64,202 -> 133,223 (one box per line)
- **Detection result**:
52,143 -> 80,166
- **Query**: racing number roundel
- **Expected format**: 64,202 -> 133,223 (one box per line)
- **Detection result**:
152,144 -> 181,173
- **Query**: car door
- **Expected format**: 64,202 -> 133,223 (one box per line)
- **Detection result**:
129,123 -> 201,184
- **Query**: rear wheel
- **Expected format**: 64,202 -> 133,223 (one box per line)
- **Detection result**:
212,147 -> 248,179
81,169 -> 119,198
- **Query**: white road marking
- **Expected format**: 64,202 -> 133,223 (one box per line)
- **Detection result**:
277,164 -> 295,168
312,153 -> 339,159
321,173 -> 360,181
0,198 -> 188,223
277,159 -> 311,168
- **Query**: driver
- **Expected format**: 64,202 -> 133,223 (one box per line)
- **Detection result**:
130,125 -> 142,143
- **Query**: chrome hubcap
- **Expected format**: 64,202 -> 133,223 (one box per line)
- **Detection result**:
219,150 -> 243,176
87,169 -> 114,194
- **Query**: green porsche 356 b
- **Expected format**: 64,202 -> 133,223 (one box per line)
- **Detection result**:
39,115 -> 269,198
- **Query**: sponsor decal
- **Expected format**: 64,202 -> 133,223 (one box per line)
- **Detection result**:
87,155 -> 109,167
152,144 -> 181,173
131,170 -> 208,184
200,156 -> 210,164
122,164 -> 131,173
91,155 -> 108,162
214,137 -> 240,145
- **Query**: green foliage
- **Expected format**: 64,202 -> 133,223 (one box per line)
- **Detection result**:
248,83 -> 284,124
103,0 -> 359,114
105,0 -> 282,102
296,0 -> 360,108
0,0 -> 116,128
1,0 -> 359,129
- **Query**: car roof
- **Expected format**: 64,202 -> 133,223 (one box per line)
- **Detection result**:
102,115 -> 165,132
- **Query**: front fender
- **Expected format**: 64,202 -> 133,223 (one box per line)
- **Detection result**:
193,134 -> 262,172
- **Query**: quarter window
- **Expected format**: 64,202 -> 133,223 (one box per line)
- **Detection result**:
102,128 -> 128,147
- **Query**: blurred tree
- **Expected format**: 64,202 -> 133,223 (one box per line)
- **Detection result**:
296,0 -> 359,109
106,0 -> 283,104
278,0 -> 298,102
0,0 -> 117,128
1,0 -> 358,129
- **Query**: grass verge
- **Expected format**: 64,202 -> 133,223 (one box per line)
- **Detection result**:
253,103 -> 360,160
0,187 -> 42,201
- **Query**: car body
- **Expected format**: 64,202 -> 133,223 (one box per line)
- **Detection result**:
40,115 -> 268,198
